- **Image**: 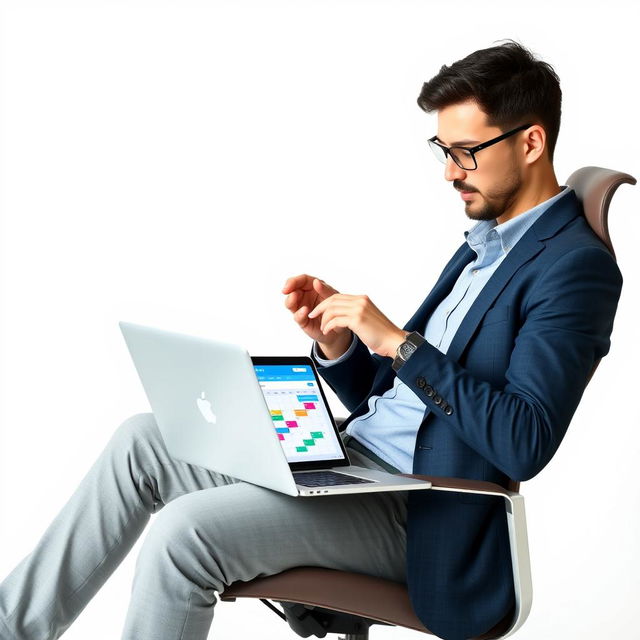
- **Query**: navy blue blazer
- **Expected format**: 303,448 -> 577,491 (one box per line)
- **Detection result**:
311,190 -> 623,640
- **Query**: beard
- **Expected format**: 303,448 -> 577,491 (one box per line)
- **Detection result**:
455,165 -> 522,222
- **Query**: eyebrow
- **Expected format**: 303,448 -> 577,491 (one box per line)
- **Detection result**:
435,136 -> 480,146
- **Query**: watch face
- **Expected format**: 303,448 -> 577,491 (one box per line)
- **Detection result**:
399,342 -> 416,359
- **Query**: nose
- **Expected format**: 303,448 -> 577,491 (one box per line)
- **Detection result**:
444,155 -> 466,183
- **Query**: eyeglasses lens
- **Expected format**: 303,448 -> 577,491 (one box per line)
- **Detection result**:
428,139 -> 446,164
428,140 -> 476,170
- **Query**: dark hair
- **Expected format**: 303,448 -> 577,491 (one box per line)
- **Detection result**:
417,40 -> 562,161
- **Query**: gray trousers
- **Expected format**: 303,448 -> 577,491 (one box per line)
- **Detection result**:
0,412 -> 409,640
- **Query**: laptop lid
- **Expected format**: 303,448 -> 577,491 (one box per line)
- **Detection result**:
119,321 -> 299,496
251,356 -> 352,471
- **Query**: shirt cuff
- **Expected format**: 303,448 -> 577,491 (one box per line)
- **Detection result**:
313,334 -> 358,367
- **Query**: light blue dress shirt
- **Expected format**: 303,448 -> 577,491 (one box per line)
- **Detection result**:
313,186 -> 573,473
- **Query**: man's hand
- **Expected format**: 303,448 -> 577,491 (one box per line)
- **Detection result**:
308,293 -> 409,359
282,275 -> 354,358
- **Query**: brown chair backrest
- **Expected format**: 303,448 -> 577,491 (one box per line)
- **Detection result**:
566,165 -> 636,260
567,167 -> 635,392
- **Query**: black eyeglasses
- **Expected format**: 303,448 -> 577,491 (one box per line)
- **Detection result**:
428,123 -> 532,171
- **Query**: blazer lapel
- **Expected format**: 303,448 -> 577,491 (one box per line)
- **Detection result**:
445,235 -> 544,362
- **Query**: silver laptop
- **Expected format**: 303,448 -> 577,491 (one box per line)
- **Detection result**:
119,321 -> 431,497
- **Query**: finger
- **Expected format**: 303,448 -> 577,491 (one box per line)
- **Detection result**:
322,315 -> 350,335
313,277 -> 338,295
284,290 -> 300,311
315,301 -> 355,322
282,275 -> 304,293
318,304 -> 355,332
308,294 -> 353,318
293,305 -> 311,326
282,274 -> 315,294
308,297 -> 331,318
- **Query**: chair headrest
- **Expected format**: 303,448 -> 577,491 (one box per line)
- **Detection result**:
565,166 -> 636,260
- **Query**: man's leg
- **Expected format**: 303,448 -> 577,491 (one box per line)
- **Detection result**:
0,412 -> 243,640
119,437 -> 408,640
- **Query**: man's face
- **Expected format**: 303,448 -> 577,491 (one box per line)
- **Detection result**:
435,100 -> 524,222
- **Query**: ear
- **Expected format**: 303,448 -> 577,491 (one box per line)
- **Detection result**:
522,124 -> 547,165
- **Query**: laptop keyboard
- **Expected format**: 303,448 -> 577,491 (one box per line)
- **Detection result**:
293,470 -> 375,487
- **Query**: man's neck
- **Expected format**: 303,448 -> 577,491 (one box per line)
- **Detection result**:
497,173 -> 561,225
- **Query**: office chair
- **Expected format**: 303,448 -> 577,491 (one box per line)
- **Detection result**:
220,166 -> 636,640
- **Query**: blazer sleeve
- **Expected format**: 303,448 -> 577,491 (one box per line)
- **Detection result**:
310,333 -> 383,413
395,245 -> 623,481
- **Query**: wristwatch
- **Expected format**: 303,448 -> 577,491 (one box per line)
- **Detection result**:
392,331 -> 426,372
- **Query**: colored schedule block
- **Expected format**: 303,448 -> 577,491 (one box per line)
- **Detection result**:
272,415 -> 284,421
275,427 -> 290,434
294,410 -> 308,417
278,434 -> 285,441
303,402 -> 316,410
296,446 -> 308,452
285,421 -> 299,428
296,395 -> 319,402
310,432 -> 324,439
270,410 -> 283,416
303,439 -> 316,446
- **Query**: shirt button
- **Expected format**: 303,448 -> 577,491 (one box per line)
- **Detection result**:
472,269 -> 479,275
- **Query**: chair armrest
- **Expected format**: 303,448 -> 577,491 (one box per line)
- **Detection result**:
399,474 -> 532,640
399,474 -> 514,496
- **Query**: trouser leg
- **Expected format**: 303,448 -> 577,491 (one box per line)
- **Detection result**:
0,412 -> 241,640
120,434 -> 408,640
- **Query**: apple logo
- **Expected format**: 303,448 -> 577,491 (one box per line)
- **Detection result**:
196,391 -> 217,424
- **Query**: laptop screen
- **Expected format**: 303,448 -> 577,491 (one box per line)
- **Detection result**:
251,356 -> 350,469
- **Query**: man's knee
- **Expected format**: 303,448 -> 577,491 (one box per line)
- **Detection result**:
138,486 -> 279,569
134,491 -> 235,589
112,412 -> 161,449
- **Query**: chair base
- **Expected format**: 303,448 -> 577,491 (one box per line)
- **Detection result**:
272,600 -> 390,638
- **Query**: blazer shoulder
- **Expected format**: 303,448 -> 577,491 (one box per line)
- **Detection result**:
532,189 -> 613,256
543,213 -> 619,267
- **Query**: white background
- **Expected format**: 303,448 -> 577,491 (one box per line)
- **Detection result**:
0,1 -> 638,639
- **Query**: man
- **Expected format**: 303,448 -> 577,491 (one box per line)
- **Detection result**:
283,40 -> 622,639
0,41 -> 621,640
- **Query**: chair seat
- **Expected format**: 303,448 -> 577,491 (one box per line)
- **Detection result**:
220,567 -> 513,639
220,567 -> 428,632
